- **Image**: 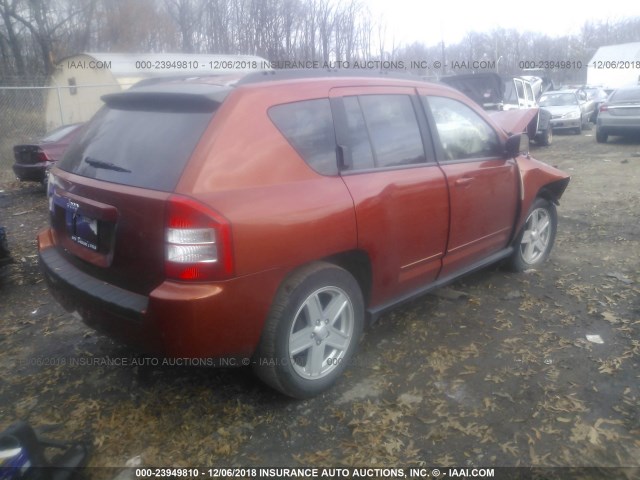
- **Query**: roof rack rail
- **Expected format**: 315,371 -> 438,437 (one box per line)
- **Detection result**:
236,68 -> 421,85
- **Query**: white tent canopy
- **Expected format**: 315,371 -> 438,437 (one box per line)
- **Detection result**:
587,43 -> 640,90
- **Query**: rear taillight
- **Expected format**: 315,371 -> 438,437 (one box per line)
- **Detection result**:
599,104 -> 608,112
36,149 -> 49,163
165,195 -> 234,281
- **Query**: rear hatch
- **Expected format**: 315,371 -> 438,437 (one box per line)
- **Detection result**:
48,83 -> 229,295
600,88 -> 640,122
441,73 -> 505,110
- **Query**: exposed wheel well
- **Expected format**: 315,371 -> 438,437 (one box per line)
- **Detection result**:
537,177 -> 570,205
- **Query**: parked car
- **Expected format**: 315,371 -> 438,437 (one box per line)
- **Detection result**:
583,86 -> 610,122
38,70 -> 570,398
440,73 -> 553,146
538,89 -> 595,134
12,123 -> 84,185
560,85 -> 605,122
520,69 -> 555,97
596,85 -> 640,143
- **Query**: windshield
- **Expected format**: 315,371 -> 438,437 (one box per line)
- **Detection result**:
585,89 -> 608,101
539,93 -> 578,107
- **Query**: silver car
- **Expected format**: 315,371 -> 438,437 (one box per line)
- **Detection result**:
539,89 -> 594,134
596,85 -> 640,143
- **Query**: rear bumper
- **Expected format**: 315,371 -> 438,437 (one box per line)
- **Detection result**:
13,163 -> 46,182
597,126 -> 640,136
597,118 -> 640,136
38,228 -> 283,359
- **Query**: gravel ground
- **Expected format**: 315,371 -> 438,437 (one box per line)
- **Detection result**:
0,130 -> 639,478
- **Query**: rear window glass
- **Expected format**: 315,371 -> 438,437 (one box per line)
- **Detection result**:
268,99 -> 337,175
58,103 -> 216,191
610,88 -> 640,103
42,124 -> 81,143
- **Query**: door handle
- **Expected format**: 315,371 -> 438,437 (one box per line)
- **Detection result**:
455,177 -> 474,187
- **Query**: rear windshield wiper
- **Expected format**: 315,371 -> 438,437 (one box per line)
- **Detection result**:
84,157 -> 132,173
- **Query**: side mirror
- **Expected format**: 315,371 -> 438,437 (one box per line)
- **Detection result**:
505,133 -> 529,158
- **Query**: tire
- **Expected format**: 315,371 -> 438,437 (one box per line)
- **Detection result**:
596,130 -> 608,143
253,262 -> 364,398
0,227 -> 11,267
508,198 -> 557,272
41,168 -> 50,190
574,118 -> 582,135
537,126 -> 553,146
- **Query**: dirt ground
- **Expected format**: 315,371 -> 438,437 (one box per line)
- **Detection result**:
0,130 -> 639,477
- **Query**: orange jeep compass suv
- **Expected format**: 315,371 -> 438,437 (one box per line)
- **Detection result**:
39,70 -> 570,398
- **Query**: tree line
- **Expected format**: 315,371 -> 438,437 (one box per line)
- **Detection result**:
1,0 -> 639,84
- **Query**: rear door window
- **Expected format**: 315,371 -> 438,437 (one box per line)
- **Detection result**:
268,99 -> 338,175
504,80 -> 517,104
358,95 -> 426,168
524,82 -> 534,103
341,94 -> 426,170
515,79 -> 525,103
58,99 -> 217,192
342,96 -> 375,170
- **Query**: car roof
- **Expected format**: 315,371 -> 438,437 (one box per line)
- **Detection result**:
613,84 -> 640,91
129,69 -> 435,91
543,89 -> 578,95
109,69 -> 459,107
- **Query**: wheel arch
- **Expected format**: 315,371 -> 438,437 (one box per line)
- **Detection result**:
322,249 -> 372,308
264,250 -> 372,333
537,177 -> 571,206
513,156 -> 570,238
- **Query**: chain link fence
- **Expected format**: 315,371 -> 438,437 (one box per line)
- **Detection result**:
0,84 -> 47,179
0,79 -> 126,181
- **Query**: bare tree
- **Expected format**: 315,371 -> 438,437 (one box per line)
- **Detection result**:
0,0 -> 27,77
165,0 -> 200,53
97,0 -> 177,52
1,0 -> 639,82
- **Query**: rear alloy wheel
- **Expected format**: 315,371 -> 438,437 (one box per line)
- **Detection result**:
253,262 -> 364,398
509,198 -> 557,272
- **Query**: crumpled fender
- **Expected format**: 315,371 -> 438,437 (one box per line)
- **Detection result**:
489,108 -> 540,135
513,154 -> 571,237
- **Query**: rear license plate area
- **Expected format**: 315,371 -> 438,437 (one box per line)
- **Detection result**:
71,214 -> 99,251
